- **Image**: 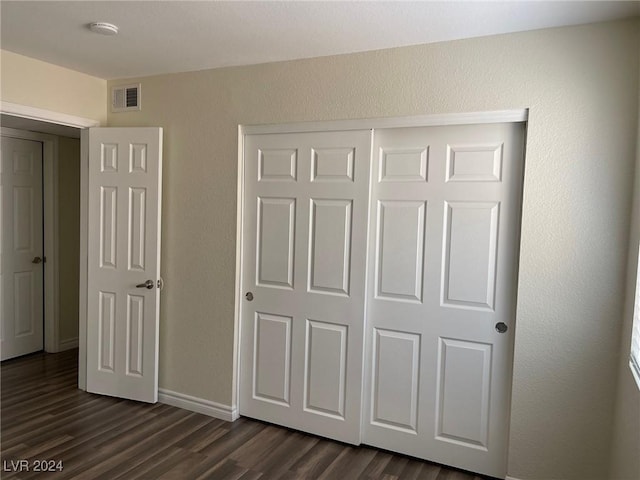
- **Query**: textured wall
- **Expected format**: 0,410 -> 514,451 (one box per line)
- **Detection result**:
57,136 -> 80,344
609,71 -> 640,480
106,20 -> 640,480
0,50 -> 106,123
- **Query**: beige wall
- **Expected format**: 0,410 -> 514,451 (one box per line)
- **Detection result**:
0,50 -> 106,123
0,49 -> 103,347
609,71 -> 640,480
57,136 -> 80,344
106,20 -> 639,480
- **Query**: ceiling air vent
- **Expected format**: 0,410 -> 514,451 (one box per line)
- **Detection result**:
111,83 -> 141,112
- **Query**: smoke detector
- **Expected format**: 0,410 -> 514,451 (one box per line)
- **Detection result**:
89,22 -> 119,36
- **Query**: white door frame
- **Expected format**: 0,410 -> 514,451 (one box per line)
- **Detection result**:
1,102 -> 99,389
234,109 -> 529,419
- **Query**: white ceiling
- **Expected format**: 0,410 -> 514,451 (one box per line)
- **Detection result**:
1,1 -> 639,80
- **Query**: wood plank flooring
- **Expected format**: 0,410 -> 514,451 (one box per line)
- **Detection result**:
1,350 -> 491,480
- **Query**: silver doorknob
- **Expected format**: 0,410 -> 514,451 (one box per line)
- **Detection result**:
32,256 -> 43,264
136,280 -> 154,289
245,292 -> 254,301
495,322 -> 508,334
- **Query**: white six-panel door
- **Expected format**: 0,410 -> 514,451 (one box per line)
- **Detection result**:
1,137 -> 44,360
86,128 -> 163,403
363,123 -> 524,478
238,122 -> 525,477
240,130 -> 372,443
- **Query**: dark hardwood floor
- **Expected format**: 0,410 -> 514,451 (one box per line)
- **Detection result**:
1,350 -> 490,480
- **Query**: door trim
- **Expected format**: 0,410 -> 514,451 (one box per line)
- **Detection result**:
1,101 -> 99,129
1,102 -> 100,390
79,130 -> 89,390
232,126 -> 245,413
233,109 -> 529,415
241,109 -> 528,136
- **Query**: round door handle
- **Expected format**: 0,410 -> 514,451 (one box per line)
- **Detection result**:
495,322 -> 508,334
245,292 -> 254,301
136,280 -> 154,289
32,256 -> 43,264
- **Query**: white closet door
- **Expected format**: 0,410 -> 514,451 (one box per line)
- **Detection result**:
240,130 -> 371,443
1,137 -> 44,360
363,123 -> 525,478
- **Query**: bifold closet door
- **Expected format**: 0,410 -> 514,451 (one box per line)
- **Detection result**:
362,123 -> 525,478
239,130 -> 372,444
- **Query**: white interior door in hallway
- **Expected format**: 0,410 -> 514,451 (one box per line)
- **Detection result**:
362,123 -> 525,478
240,130 -> 372,444
1,136 -> 44,360
238,120 -> 525,478
85,128 -> 163,403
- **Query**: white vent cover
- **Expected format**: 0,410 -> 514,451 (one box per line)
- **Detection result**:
112,83 -> 141,112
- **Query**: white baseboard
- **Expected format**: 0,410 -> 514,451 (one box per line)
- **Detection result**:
158,388 -> 239,422
57,337 -> 79,351
505,476 -> 524,480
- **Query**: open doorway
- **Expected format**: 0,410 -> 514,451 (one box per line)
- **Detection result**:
1,114 -> 82,368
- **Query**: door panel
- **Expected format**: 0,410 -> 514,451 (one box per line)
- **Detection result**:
13,272 -> 34,336
256,198 -> 295,288
311,147 -> 354,181
363,123 -> 525,478
253,312 -> 292,405
308,199 -> 352,295
446,143 -> 503,182
100,186 -> 118,268
86,128 -> 162,403
1,136 -> 44,361
436,338 -> 492,448
379,147 -> 428,182
371,328 -> 420,433
126,294 -> 145,376
259,149 -> 297,181
375,200 -> 426,302
98,291 -> 116,371
13,187 -> 34,250
128,188 -> 147,271
442,201 -> 499,309
240,130 -> 372,444
304,319 -> 348,418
